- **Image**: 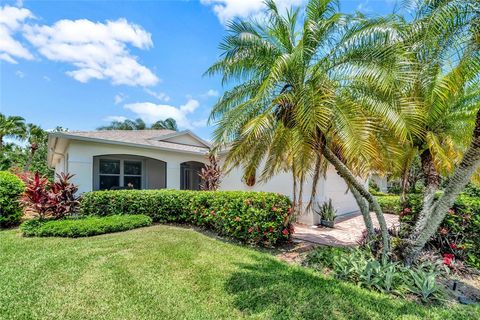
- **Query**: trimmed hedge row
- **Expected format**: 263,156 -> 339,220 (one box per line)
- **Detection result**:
0,171 -> 24,228
80,190 -> 293,245
21,214 -> 152,237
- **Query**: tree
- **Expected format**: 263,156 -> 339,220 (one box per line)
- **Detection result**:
98,118 -> 178,131
24,124 -> 46,172
151,118 -> 178,131
401,0 -> 480,262
207,0 -> 413,254
0,113 -> 25,150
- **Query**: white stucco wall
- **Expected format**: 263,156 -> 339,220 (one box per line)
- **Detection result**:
55,139 -> 360,225
62,140 -> 207,194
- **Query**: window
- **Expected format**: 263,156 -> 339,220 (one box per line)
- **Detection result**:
97,158 -> 143,190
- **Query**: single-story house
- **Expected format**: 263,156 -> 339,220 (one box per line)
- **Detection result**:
47,129 -> 359,225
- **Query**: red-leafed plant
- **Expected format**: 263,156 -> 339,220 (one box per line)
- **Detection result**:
19,172 -> 52,220
19,172 -> 79,220
199,152 -> 221,191
49,173 -> 80,219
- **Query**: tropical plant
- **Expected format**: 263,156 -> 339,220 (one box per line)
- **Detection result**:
98,117 -> 178,131
206,0 -> 416,254
151,118 -> 178,131
316,199 -> 336,222
23,124 -> 46,172
49,173 -> 80,218
19,172 -> 80,219
199,152 -> 221,191
19,172 -> 51,220
400,0 -> 480,263
0,113 -> 25,149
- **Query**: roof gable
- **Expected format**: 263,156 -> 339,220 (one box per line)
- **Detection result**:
153,130 -> 211,148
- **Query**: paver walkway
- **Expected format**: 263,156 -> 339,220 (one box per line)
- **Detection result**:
293,212 -> 399,246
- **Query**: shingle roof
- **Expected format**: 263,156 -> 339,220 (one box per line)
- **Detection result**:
53,130 -> 210,154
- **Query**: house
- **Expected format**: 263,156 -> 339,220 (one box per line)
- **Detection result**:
47,130 -> 359,225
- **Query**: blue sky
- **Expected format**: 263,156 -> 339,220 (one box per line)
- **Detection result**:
0,0 -> 399,140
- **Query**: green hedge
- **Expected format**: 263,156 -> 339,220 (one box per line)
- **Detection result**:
20,215 -> 152,237
0,171 -> 24,228
375,195 -> 402,214
80,190 -> 293,245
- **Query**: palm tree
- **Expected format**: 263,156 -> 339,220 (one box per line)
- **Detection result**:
400,0 -> 480,262
207,0 -> 415,254
0,113 -> 26,150
151,118 -> 178,131
24,124 -> 46,172
98,118 -> 178,131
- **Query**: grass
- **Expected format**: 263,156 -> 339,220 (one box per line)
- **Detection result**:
0,225 -> 478,319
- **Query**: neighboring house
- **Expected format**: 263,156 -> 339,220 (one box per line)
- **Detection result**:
47,130 -> 359,225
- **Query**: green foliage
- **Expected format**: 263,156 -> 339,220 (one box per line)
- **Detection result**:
316,199 -> 336,221
20,214 -> 152,237
80,190 -> 293,245
400,194 -> 480,269
304,246 -> 347,270
375,195 -> 402,214
0,171 -> 24,227
305,247 -> 445,302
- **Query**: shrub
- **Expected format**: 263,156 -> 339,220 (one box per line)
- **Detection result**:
0,171 -> 24,227
19,172 -> 80,219
80,190 -> 293,245
375,195 -> 402,214
20,214 -> 152,237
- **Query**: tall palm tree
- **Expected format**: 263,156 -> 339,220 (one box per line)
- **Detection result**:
98,118 -> 178,131
0,113 -> 26,150
400,0 -> 480,262
151,118 -> 178,131
207,0 -> 415,254
24,124 -> 46,172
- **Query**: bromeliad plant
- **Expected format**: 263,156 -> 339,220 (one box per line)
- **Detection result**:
20,172 -> 80,220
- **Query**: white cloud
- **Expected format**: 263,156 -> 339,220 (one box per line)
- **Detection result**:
15,70 -> 24,78
104,115 -> 127,122
43,75 -> 51,81
203,89 -> 219,98
0,5 -> 34,63
201,0 -> 304,24
114,93 -> 127,105
124,98 -> 200,129
23,18 -> 159,86
144,88 -> 170,102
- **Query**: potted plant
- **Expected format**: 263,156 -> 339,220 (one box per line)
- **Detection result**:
316,199 -> 337,228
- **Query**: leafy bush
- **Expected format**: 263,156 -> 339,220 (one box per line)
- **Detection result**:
375,195 -> 402,214
304,247 -> 444,302
19,172 -> 80,219
20,214 -> 152,237
316,199 -> 336,221
400,194 -> 480,269
80,190 -> 293,245
0,171 -> 24,227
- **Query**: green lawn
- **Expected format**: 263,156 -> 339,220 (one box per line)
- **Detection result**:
0,225 -> 478,320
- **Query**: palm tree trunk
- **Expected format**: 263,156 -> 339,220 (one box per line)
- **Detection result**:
404,111 -> 480,264
0,135 -> 3,150
409,149 -> 440,239
321,145 -> 390,254
350,184 -> 375,238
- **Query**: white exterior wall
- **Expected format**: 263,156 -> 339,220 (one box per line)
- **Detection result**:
56,140 -> 360,225
63,140 -> 207,194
